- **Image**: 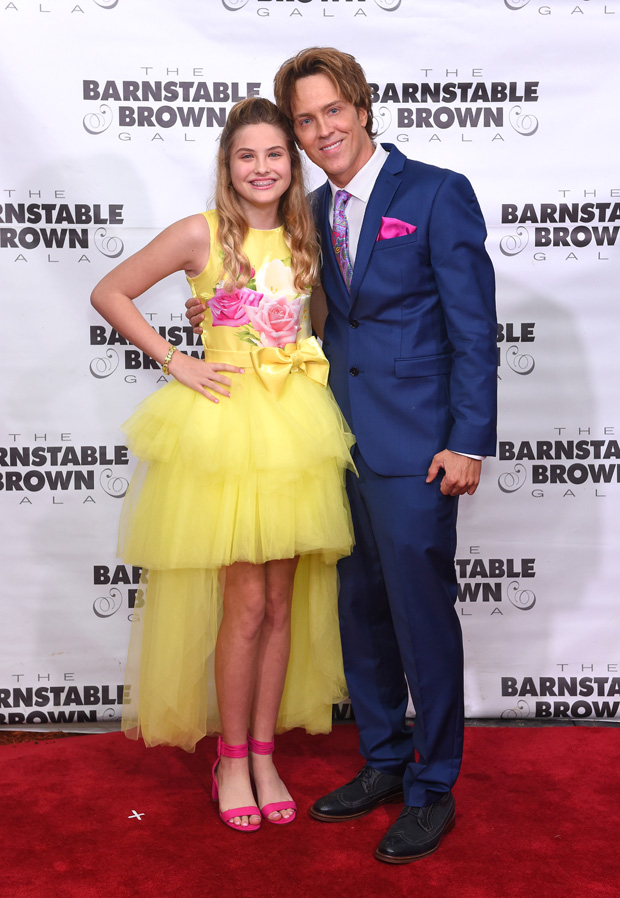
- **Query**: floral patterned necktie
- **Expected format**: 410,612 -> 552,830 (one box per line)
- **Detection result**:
331,189 -> 353,290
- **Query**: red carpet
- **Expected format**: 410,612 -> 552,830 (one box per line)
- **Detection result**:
1,725 -> 618,898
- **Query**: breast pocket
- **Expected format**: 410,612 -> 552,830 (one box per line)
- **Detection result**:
374,232 -> 419,252
371,233 -> 429,291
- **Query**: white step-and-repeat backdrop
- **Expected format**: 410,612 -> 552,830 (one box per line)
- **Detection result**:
1,0 -> 619,732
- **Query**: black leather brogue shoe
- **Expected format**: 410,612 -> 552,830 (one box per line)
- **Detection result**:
375,791 -> 455,863
309,766 -> 404,822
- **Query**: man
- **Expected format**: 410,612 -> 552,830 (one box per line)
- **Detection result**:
189,48 -> 497,863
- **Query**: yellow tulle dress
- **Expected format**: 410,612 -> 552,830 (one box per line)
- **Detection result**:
119,210 -> 355,751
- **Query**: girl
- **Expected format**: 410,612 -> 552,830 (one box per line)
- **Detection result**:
91,98 -> 354,832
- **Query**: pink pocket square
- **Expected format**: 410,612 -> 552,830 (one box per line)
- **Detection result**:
376,217 -> 417,241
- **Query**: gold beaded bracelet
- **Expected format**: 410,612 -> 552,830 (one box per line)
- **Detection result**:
162,345 -> 177,375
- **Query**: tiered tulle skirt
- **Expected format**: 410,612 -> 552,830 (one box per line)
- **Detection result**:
118,367 -> 355,751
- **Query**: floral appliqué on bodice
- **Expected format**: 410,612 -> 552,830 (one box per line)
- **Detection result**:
208,258 -> 307,349
188,211 -> 312,353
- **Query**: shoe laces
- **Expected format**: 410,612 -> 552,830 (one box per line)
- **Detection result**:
354,766 -> 380,794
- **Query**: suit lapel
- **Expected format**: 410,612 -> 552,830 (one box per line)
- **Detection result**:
349,145 -> 405,304
317,145 -> 407,308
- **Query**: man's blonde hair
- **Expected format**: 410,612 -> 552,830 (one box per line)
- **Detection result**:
274,47 -> 375,139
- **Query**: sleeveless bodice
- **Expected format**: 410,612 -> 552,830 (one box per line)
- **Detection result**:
187,210 -> 312,354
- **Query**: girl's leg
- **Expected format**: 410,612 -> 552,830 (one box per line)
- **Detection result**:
249,556 -> 298,821
214,561 -> 267,828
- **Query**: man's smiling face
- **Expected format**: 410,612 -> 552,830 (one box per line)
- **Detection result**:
290,73 -> 374,188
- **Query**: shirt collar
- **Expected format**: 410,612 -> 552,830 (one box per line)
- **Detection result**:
328,143 -> 389,204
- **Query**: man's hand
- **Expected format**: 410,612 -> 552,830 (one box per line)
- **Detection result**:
426,450 -> 482,496
185,296 -> 207,334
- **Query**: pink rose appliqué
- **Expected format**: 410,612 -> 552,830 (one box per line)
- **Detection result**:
207,286 -> 263,327
245,296 -> 302,348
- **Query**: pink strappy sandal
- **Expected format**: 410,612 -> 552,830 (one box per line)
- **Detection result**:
211,737 -> 261,832
248,734 -> 297,825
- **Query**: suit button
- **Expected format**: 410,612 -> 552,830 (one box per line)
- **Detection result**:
349,366 -> 359,376
349,319 -> 359,328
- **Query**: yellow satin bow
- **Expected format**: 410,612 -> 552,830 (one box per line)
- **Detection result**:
250,336 -> 329,399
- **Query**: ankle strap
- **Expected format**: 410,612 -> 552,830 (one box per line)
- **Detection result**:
218,736 -> 248,759
248,733 -> 275,755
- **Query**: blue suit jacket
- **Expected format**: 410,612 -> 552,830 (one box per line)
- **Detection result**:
314,144 -> 497,476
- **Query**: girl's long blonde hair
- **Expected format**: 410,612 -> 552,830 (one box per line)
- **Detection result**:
215,97 -> 319,293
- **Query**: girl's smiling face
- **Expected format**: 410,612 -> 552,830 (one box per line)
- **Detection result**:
229,122 -> 292,226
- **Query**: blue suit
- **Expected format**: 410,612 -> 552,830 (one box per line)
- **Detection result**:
314,144 -> 497,806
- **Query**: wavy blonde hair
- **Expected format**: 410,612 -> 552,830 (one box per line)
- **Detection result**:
215,97 -> 319,293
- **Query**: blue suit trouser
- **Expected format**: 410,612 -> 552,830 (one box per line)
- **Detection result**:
337,449 -> 464,807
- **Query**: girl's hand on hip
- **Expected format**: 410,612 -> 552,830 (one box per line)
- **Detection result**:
167,352 -> 244,402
